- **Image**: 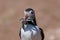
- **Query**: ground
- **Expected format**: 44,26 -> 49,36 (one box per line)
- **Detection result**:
0,0 -> 60,40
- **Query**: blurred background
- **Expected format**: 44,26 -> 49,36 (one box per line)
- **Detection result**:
0,0 -> 60,40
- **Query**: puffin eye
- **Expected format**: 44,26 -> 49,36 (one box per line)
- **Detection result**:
31,12 -> 33,14
29,10 -> 34,14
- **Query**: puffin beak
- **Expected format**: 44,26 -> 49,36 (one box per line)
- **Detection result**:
19,15 -> 28,22
24,15 -> 28,21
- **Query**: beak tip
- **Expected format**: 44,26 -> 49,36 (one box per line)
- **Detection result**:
19,18 -> 24,21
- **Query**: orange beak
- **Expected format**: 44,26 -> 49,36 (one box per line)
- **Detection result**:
24,15 -> 29,23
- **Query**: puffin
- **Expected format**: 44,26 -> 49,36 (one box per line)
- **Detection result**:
19,8 -> 44,40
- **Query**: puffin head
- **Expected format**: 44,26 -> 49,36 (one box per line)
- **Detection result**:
24,8 -> 35,21
20,8 -> 37,25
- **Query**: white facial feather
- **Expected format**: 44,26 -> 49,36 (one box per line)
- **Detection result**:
29,10 -> 32,14
24,10 -> 34,16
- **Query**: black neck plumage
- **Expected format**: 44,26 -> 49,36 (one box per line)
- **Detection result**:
22,17 -> 37,30
26,21 -> 35,25
22,21 -> 35,29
